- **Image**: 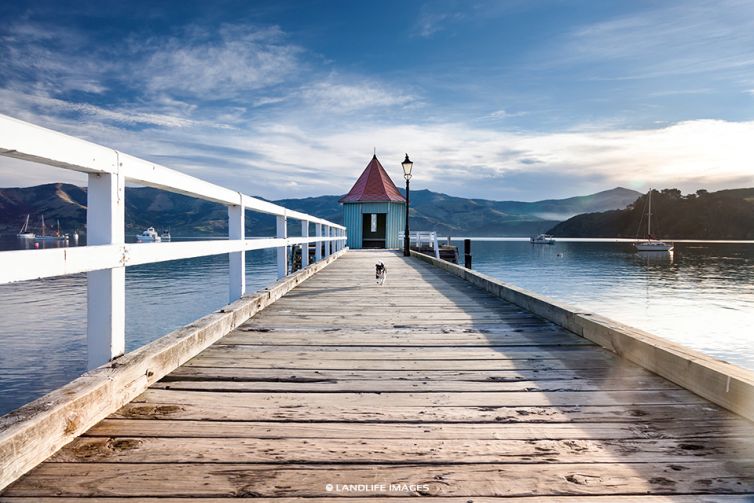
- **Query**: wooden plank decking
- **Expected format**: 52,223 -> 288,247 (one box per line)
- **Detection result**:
3,249 -> 754,501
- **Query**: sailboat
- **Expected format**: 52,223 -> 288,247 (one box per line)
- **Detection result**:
34,216 -> 69,242
634,189 -> 673,252
17,214 -> 35,239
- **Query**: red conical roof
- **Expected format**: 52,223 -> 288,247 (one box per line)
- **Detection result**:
339,155 -> 406,204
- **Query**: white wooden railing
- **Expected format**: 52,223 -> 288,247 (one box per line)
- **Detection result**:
0,114 -> 347,369
398,231 -> 441,259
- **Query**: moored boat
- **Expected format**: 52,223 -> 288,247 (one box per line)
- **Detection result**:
17,214 -> 35,239
530,233 -> 556,244
34,216 -> 69,241
136,227 -> 161,242
634,189 -> 673,253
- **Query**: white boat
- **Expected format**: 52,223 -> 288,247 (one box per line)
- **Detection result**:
160,229 -> 171,242
34,216 -> 69,241
530,233 -> 556,244
634,189 -> 673,253
136,227 -> 161,242
17,214 -> 35,239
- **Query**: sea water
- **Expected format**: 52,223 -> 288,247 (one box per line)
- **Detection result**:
456,239 -> 754,372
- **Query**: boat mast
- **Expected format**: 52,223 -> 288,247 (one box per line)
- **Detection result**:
647,189 -> 652,238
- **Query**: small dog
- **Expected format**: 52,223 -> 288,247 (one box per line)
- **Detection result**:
375,261 -> 387,286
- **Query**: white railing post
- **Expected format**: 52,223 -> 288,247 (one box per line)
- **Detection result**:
433,232 -> 440,259
277,215 -> 288,278
315,223 -> 323,262
324,225 -> 331,258
301,220 -> 310,268
86,171 -> 125,370
228,203 -> 245,301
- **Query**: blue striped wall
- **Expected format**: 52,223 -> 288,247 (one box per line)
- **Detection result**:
342,202 -> 406,249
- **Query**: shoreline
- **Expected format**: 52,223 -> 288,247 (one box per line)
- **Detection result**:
447,237 -> 754,243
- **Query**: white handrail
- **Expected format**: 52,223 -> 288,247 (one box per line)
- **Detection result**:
398,231 -> 441,259
0,114 -> 347,368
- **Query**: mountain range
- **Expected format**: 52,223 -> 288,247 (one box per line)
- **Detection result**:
0,184 -> 641,238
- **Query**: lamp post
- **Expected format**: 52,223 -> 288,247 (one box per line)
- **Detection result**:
402,153 -> 413,257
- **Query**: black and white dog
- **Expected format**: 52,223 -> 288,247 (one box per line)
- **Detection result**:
375,261 -> 387,286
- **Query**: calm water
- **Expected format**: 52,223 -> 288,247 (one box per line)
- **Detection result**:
0,236 -> 277,415
1,237 -> 753,415
456,240 -> 754,372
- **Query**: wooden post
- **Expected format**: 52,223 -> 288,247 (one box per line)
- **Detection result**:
301,220 -> 309,268
464,238 -> 472,269
315,223 -> 323,262
277,215 -> 287,279
86,171 -> 125,370
228,204 -> 245,301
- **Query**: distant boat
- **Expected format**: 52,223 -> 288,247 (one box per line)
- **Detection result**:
530,233 -> 556,245
160,229 -> 171,242
34,216 -> 69,241
136,227 -> 161,242
634,189 -> 673,253
17,214 -> 35,239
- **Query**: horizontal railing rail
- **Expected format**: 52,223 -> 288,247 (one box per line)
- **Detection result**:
0,114 -> 347,368
399,230 -> 440,259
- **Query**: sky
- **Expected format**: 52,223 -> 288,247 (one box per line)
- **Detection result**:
1,0 -> 754,201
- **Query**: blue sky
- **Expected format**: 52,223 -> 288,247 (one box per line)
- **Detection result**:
1,0 -> 754,200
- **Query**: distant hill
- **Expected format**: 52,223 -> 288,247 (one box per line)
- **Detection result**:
0,184 -> 640,238
404,187 -> 641,236
547,188 -> 754,239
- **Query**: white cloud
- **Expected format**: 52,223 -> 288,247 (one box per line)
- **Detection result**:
416,9 -> 464,38
299,78 -> 416,113
0,90 -> 196,128
0,22 -> 113,96
3,103 -> 754,201
138,25 -> 301,99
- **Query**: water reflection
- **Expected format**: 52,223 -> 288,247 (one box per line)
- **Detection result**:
461,241 -> 754,372
0,236 -> 277,415
635,250 -> 674,264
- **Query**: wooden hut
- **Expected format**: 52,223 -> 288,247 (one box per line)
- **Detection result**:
340,155 -> 406,249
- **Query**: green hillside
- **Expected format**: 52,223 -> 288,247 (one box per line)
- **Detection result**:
548,188 -> 754,239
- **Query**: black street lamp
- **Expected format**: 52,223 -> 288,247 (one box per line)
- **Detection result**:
402,153 -> 413,257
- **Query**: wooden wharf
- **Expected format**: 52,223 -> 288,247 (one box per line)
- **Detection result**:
2,114 -> 754,501
2,250 -> 754,500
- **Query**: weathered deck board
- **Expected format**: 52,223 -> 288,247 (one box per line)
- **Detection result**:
3,249 -> 754,500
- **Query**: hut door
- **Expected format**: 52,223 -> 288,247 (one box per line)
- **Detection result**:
362,213 -> 387,248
